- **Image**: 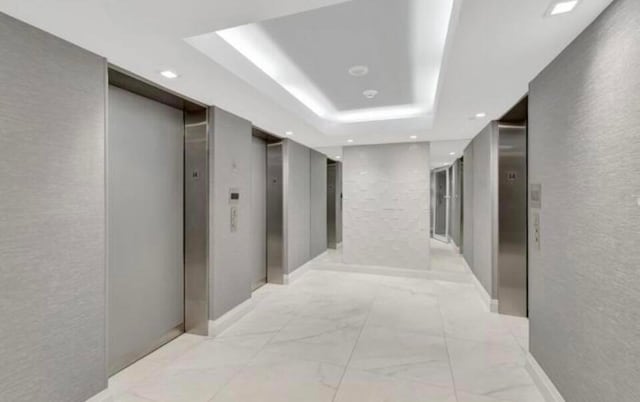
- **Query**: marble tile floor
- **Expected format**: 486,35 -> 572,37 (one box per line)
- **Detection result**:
89,243 -> 539,402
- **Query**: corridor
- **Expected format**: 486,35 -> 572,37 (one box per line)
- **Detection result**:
90,243 -> 537,402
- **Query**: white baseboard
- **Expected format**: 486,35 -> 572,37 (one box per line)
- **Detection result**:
313,261 -> 471,283
208,297 -> 255,337
489,299 -> 499,313
283,258 -> 317,284
450,239 -> 460,254
526,352 -> 566,402
461,259 -> 499,313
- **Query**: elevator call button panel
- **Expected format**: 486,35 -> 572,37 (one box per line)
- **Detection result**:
229,188 -> 240,233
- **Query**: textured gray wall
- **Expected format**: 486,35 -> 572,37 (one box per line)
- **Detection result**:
343,143 -> 431,270
335,162 -> 343,244
450,159 -> 463,248
209,108 -> 253,319
463,123 -> 498,297
462,147 -> 474,265
529,0 -> 640,400
285,140 -> 311,274
310,150 -> 328,258
0,13 -> 107,401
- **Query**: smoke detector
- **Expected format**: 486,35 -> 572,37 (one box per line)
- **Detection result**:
363,89 -> 379,99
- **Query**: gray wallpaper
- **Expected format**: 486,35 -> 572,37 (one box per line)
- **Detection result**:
0,13 -> 107,401
462,147 -> 474,266
209,108 -> 253,319
335,163 -> 343,244
450,159 -> 463,248
310,150 -> 328,258
285,140 -> 312,274
463,123 -> 498,297
528,0 -> 640,400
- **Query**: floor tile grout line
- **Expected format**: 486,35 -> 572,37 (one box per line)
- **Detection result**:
436,286 -> 462,402
330,282 -> 379,402
205,311 -> 297,402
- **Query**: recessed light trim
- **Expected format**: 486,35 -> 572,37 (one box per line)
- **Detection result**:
410,135 -> 418,140
449,152 -> 456,155
347,139 -> 354,143
335,156 -> 342,159
474,112 -> 487,119
348,65 -> 369,77
160,70 -> 179,79
285,131 -> 294,136
549,0 -> 579,16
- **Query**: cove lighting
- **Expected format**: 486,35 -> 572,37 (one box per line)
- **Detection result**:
334,105 -> 426,124
160,70 -> 179,79
197,0 -> 454,125
550,0 -> 579,16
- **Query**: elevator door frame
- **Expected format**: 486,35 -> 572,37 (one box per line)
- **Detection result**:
266,142 -> 285,284
497,123 -> 528,317
107,67 -> 209,376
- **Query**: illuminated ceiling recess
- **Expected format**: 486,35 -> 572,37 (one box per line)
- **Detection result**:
186,0 -> 454,129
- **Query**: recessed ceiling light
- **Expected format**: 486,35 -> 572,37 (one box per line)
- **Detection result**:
549,0 -> 579,16
363,89 -> 379,99
160,70 -> 179,79
410,135 -> 418,140
285,131 -> 294,136
474,112 -> 487,119
449,152 -> 456,155
348,65 -> 369,77
347,139 -> 354,143
336,156 -> 341,159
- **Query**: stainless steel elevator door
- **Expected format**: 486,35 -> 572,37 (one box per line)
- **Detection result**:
266,143 -> 284,284
250,137 -> 267,290
108,86 -> 184,374
498,125 -> 528,317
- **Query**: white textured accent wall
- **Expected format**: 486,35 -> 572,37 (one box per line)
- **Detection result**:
343,143 -> 430,270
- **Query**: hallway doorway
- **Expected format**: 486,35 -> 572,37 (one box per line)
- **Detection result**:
432,168 -> 450,242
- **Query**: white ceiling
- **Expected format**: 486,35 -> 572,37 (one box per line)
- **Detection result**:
187,0 -> 453,135
243,0 -> 416,111
0,0 -> 614,157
